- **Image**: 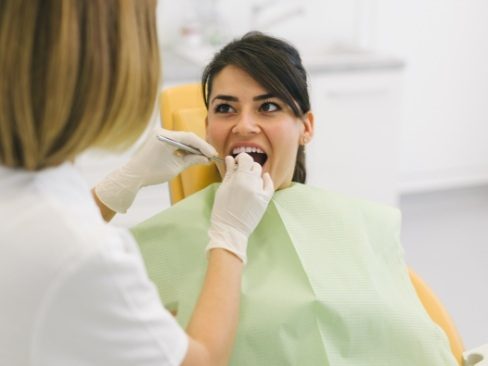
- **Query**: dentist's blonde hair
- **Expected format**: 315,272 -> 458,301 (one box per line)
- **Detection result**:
0,0 -> 160,170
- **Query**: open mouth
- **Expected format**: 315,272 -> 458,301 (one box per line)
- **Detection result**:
231,146 -> 268,167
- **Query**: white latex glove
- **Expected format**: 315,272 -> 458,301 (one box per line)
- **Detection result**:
206,153 -> 274,263
94,127 -> 217,213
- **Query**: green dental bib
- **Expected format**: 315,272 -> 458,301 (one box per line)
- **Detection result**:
131,183 -> 457,366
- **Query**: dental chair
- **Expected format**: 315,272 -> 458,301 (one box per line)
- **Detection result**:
159,83 -> 487,366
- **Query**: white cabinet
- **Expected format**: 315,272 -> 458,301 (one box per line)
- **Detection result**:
307,69 -> 404,206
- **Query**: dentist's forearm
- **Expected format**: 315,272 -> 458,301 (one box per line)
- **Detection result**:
181,249 -> 243,366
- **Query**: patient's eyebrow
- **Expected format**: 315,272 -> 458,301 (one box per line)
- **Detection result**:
211,93 -> 277,104
253,93 -> 275,101
211,95 -> 238,103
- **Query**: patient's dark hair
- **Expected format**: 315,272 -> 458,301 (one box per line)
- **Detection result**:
202,31 -> 310,183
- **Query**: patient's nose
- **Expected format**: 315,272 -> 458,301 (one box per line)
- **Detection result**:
232,112 -> 260,136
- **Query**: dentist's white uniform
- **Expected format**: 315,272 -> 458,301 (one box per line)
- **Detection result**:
0,164 -> 188,365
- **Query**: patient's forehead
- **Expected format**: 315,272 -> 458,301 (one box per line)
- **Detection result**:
210,65 -> 268,98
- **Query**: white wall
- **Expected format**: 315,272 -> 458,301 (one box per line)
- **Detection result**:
375,0 -> 488,192
157,0 -> 364,50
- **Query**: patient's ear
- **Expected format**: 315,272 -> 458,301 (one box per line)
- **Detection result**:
300,111 -> 314,145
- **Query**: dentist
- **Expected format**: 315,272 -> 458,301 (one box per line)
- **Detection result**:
0,1 -> 273,366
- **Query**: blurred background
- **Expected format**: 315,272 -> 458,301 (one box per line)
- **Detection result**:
76,0 -> 488,350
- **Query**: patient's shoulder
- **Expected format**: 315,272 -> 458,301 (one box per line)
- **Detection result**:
283,183 -> 400,220
290,184 -> 402,253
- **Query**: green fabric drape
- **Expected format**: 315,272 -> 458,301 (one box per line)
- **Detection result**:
132,183 -> 457,366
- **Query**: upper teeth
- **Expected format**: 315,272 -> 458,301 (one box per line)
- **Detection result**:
232,146 -> 265,154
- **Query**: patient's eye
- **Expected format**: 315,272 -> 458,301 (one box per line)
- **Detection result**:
214,103 -> 235,113
260,101 -> 281,112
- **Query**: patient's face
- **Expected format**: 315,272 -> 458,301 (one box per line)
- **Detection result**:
206,65 -> 313,190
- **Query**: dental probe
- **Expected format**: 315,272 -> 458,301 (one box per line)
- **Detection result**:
157,134 -> 224,162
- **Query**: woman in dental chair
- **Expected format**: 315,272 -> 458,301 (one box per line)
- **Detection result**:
132,32 -> 457,366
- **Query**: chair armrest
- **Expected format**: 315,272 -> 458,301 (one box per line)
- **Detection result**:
463,343 -> 488,365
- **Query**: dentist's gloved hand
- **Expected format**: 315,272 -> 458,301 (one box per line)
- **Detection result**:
94,127 -> 217,213
207,153 -> 274,264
